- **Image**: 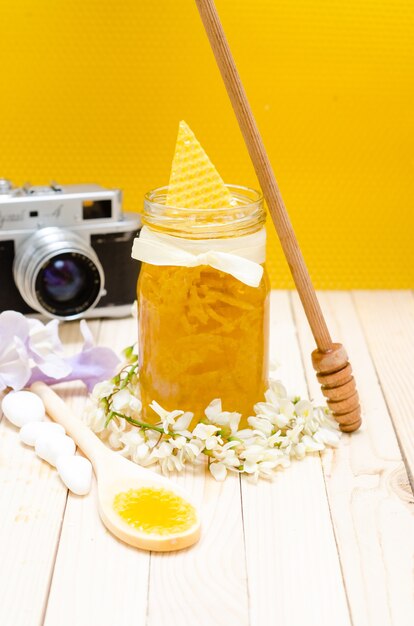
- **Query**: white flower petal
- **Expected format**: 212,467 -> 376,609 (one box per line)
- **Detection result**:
204,398 -> 222,421
301,435 -> 325,452
295,399 -> 313,419
173,412 -> 193,432
209,462 -> 227,481
247,416 -> 273,436
112,388 -> 133,411
313,427 -> 341,447
192,423 -> 221,440
279,399 -> 295,418
274,414 -> 289,429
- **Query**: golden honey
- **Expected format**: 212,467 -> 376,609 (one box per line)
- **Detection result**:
113,487 -> 197,535
138,262 -> 269,426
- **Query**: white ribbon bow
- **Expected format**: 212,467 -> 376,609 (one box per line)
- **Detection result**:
131,226 -> 266,288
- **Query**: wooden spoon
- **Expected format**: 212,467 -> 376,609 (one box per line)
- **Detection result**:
31,382 -> 201,552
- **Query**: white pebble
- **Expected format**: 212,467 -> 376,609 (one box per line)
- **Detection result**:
56,455 -> 92,495
35,433 -> 75,467
20,421 -> 65,447
1,391 -> 45,427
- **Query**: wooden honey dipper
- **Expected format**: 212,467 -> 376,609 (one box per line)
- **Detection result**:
194,0 -> 361,432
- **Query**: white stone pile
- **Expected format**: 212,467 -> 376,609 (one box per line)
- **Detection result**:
1,390 -> 92,495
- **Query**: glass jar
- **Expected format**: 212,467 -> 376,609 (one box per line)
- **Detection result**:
135,185 -> 269,428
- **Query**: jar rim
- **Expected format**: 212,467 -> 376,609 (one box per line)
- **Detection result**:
144,183 -> 263,212
143,184 -> 265,239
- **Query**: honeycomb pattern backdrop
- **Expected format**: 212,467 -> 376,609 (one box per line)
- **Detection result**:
1,0 -> 413,288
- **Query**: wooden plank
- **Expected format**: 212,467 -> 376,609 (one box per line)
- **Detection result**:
147,470 -> 249,626
0,321 -> 98,626
353,290 -> 414,484
241,291 -> 351,626
44,317 -> 150,626
291,291 -> 414,626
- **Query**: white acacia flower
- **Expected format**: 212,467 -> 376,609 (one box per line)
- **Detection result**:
267,429 -> 283,447
92,380 -> 115,400
211,441 -> 241,474
254,402 -> 290,430
313,427 -> 340,447
172,412 -> 193,435
129,395 -> 142,413
150,440 -> 173,459
285,422 -> 304,445
209,461 -> 227,481
278,398 -> 295,419
242,447 -> 290,482
192,423 -> 223,450
134,443 -> 152,463
240,444 -> 267,464
294,399 -> 314,420
301,435 -> 325,452
148,441 -> 185,474
204,399 -> 241,434
84,405 -> 107,433
145,429 -> 161,449
118,430 -> 151,464
108,432 -> 124,449
107,415 -> 127,434
303,417 -> 321,436
159,454 -> 184,474
291,441 -> 306,460
118,429 -> 144,449
167,435 -> 201,466
233,428 -> 255,440
112,388 -> 133,411
247,415 -> 273,436
265,380 -> 288,404
254,401 -> 278,418
315,406 -> 339,430
149,401 -> 188,434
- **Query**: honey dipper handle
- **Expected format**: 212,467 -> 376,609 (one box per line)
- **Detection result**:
194,0 -> 331,351
30,382 -> 110,467
194,0 -> 361,431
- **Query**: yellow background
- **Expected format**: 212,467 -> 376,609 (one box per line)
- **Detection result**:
1,0 -> 413,288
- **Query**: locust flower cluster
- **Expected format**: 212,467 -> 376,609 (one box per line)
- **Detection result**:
83,350 -> 341,482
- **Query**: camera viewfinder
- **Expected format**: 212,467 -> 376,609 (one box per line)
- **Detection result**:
82,199 -> 112,220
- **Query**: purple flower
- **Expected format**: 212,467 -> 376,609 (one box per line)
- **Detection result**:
0,330 -> 31,391
0,311 -> 120,392
29,321 -> 120,391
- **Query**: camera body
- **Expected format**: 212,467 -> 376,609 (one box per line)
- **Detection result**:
0,179 -> 141,320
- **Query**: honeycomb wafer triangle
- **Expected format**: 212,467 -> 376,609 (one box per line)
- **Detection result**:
166,121 -> 232,209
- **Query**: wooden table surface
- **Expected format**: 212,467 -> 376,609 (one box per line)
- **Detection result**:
1,291 -> 413,626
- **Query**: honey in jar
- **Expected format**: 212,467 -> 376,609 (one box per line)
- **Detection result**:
133,122 -> 269,427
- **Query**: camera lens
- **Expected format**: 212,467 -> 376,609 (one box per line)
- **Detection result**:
41,257 -> 87,303
36,252 -> 102,316
13,227 -> 104,319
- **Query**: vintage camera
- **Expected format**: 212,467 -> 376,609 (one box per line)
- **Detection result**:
0,178 -> 141,320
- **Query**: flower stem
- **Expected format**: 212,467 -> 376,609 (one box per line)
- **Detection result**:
111,411 -> 164,433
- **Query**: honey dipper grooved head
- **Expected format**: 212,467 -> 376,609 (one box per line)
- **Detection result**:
312,344 -> 362,432
340,414 -> 362,432
311,343 -> 349,374
317,362 -> 353,388
321,377 -> 355,401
